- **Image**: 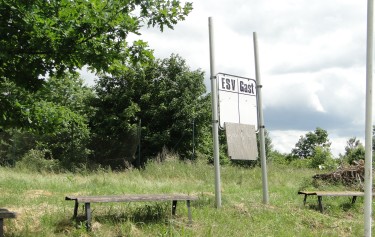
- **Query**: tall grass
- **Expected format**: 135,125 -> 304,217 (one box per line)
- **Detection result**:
0,156 -> 373,236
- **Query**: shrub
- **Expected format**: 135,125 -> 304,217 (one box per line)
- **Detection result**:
289,158 -> 311,168
16,149 -> 61,173
310,146 -> 332,169
268,150 -> 289,165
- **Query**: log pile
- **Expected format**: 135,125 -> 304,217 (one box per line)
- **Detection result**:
313,160 -> 365,186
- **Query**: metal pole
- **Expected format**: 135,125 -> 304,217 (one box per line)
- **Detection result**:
192,119 -> 195,160
209,17 -> 222,208
253,32 -> 269,204
137,119 -> 141,168
364,0 -> 373,236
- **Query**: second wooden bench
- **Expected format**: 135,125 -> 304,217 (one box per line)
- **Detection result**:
298,191 -> 373,213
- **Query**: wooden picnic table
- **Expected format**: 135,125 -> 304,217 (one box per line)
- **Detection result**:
65,194 -> 198,230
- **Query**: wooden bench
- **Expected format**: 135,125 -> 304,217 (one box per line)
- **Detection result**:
65,194 -> 198,230
0,209 -> 17,237
298,191 -> 373,213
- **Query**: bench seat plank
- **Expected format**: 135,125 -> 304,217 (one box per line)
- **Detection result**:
66,194 -> 198,203
298,191 -> 365,197
0,211 -> 17,219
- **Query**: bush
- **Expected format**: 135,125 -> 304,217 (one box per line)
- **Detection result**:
16,149 -> 61,173
268,150 -> 289,165
310,146 -> 332,169
289,158 -> 311,168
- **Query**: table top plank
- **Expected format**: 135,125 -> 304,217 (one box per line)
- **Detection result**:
66,194 -> 198,203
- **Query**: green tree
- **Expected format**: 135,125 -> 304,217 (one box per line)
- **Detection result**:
0,73 -> 94,169
0,0 -> 193,90
343,137 -> 365,164
29,73 -> 94,168
291,127 -> 331,159
90,54 -> 210,168
0,79 -> 34,129
37,72 -> 95,116
310,146 -> 332,169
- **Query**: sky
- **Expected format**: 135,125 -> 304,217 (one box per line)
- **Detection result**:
84,0 -> 371,156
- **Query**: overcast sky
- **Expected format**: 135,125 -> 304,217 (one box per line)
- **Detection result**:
85,0 -> 371,156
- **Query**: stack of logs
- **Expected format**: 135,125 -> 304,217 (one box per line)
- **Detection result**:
313,160 -> 365,186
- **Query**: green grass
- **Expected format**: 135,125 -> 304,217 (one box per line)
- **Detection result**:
0,158 -> 374,236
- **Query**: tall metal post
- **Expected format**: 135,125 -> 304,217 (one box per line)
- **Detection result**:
192,119 -> 195,160
253,32 -> 269,204
364,0 -> 373,236
138,119 -> 141,168
209,17 -> 222,208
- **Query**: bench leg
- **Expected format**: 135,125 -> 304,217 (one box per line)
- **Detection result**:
317,196 -> 323,213
84,203 -> 91,231
187,200 -> 192,225
73,200 -> 79,219
352,196 -> 357,204
0,218 -> 3,237
303,194 -> 308,205
172,200 -> 177,216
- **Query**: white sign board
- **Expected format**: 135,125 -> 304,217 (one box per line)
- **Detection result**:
217,73 -> 258,128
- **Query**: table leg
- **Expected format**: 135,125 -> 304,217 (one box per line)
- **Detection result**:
73,200 -> 79,219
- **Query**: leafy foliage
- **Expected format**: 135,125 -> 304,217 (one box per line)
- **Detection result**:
0,0 -> 193,89
90,54 -> 210,168
342,137 -> 365,164
0,128 -> 36,166
310,146 -> 333,169
0,73 -> 94,169
0,79 -> 34,129
15,149 -> 60,173
291,127 -> 331,159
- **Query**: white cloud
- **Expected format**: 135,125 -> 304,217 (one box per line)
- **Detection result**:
269,130 -> 305,155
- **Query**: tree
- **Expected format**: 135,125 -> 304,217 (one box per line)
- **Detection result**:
291,127 -> 331,159
0,0 -> 193,89
343,137 -> 365,164
31,73 -> 94,168
90,54 -> 210,168
0,79 -> 34,129
0,72 -> 94,169
310,146 -> 332,168
139,55 -> 209,159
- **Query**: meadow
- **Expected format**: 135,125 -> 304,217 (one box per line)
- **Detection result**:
0,157 -> 373,237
